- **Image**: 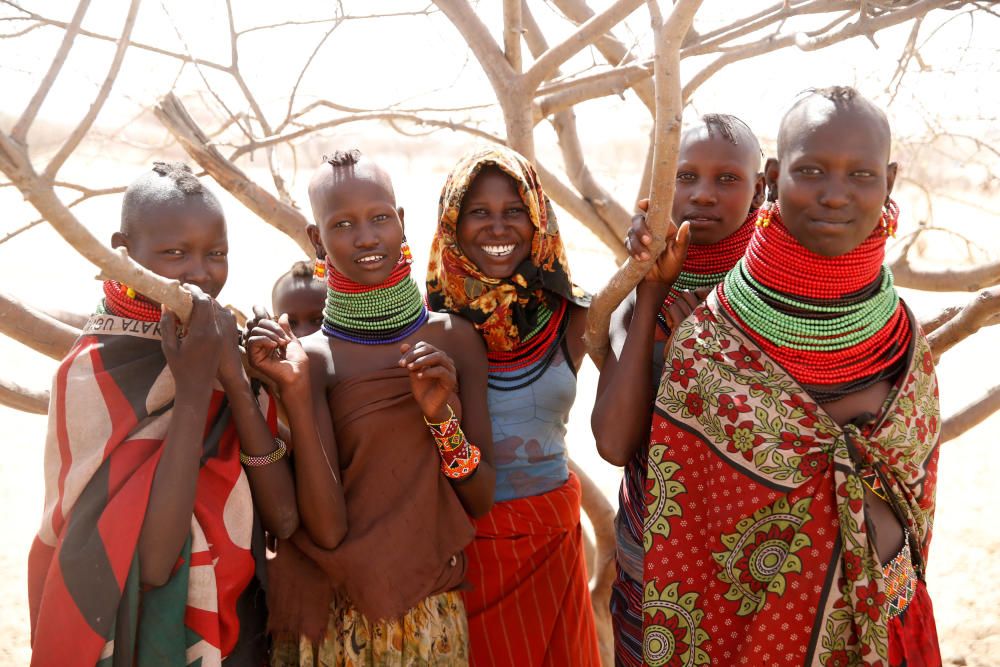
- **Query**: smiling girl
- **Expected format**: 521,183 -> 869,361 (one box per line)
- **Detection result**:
426,145 -> 600,666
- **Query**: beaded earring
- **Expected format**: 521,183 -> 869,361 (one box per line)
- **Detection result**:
313,255 -> 327,280
756,186 -> 778,228
879,199 -> 899,238
400,238 -> 413,265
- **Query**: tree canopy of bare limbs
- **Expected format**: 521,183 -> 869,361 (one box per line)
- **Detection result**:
2,2 -> 1000,662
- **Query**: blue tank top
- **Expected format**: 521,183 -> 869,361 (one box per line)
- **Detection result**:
488,336 -> 578,502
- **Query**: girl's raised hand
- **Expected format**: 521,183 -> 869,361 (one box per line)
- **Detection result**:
161,284 -> 222,392
247,311 -> 309,392
629,199 -> 691,287
399,341 -> 459,423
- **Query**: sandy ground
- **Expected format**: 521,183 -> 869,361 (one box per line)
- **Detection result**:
0,149 -> 998,665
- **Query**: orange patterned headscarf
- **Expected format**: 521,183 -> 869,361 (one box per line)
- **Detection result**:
426,145 -> 589,352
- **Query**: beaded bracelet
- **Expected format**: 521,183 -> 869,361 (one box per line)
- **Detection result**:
240,437 -> 287,467
425,406 -> 481,480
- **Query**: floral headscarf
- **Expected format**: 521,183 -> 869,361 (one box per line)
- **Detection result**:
426,145 -> 590,352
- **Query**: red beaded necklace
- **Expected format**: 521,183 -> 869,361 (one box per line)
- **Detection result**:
718,204 -> 912,392
657,210 -> 756,331
680,210 -> 756,276
487,298 -> 568,373
325,257 -> 410,294
102,281 -> 162,322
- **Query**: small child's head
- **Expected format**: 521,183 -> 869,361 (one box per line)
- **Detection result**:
112,161 -> 228,298
672,113 -> 764,246
271,260 -> 326,338
306,149 -> 404,286
456,164 -> 534,279
767,86 -> 897,257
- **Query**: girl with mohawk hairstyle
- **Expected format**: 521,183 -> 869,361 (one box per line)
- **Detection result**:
29,161 -> 298,667
594,113 -> 765,667
249,149 -> 494,666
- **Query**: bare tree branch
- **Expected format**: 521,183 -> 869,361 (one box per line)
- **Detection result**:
0,376 -> 48,415
941,382 -> 1000,443
889,251 -> 1000,292
535,62 -> 653,119
504,0 -> 524,72
522,0 -> 644,93
0,1 -> 231,73
43,0 -> 142,180
10,0 -> 92,144
0,291 -> 79,360
585,0 -> 703,364
0,183 -> 126,247
684,0 -> 955,100
547,0 -> 656,112
154,93 -> 314,257
928,286 -> 1000,361
520,3 -> 632,253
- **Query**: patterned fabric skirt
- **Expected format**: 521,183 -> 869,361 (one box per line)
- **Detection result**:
609,563 -> 643,667
888,580 -> 940,666
271,590 -> 468,667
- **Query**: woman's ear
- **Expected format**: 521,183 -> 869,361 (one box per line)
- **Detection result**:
764,157 -> 780,202
397,206 -> 405,231
306,224 -> 324,258
111,231 -> 128,250
885,162 -> 898,200
750,172 -> 766,210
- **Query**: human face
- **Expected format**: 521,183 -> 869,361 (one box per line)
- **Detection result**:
308,176 -> 404,285
769,107 -> 897,257
273,279 -> 326,338
112,201 -> 228,298
456,166 -> 534,279
672,132 -> 763,245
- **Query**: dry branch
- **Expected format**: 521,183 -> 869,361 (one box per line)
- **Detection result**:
584,0 -> 703,364
154,93 -> 314,258
928,286 -> 1000,361
941,382 -> 1000,443
10,0 -> 92,143
43,0 -> 141,180
890,253 -> 1000,292
0,376 -> 48,414
0,291 -> 79,360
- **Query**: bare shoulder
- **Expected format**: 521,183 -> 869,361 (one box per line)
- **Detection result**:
424,311 -> 486,365
300,330 -> 336,378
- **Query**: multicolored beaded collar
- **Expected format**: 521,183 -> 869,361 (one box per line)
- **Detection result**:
486,298 -> 569,391
718,203 -> 911,402
321,258 -> 429,345
657,209 -> 756,334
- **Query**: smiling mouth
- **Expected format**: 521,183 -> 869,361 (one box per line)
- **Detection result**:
683,215 -> 721,224
481,244 -> 516,257
355,254 -> 386,264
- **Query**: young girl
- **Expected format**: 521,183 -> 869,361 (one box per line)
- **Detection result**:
426,145 -> 600,666
270,260 -> 326,339
248,149 -> 495,666
638,87 -> 940,665
592,114 -> 764,667
28,162 -> 298,666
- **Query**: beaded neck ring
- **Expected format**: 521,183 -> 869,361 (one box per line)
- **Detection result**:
321,257 -> 429,345
657,209 -> 756,334
718,203 -> 911,402
487,297 -> 569,391
101,280 -> 162,322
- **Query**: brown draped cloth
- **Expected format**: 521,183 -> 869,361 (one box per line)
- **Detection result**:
267,367 -> 474,640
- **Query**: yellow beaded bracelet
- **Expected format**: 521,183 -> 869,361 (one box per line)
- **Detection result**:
240,437 -> 287,467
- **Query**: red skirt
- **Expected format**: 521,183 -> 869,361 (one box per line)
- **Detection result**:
888,580 -> 941,667
462,472 -> 600,667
